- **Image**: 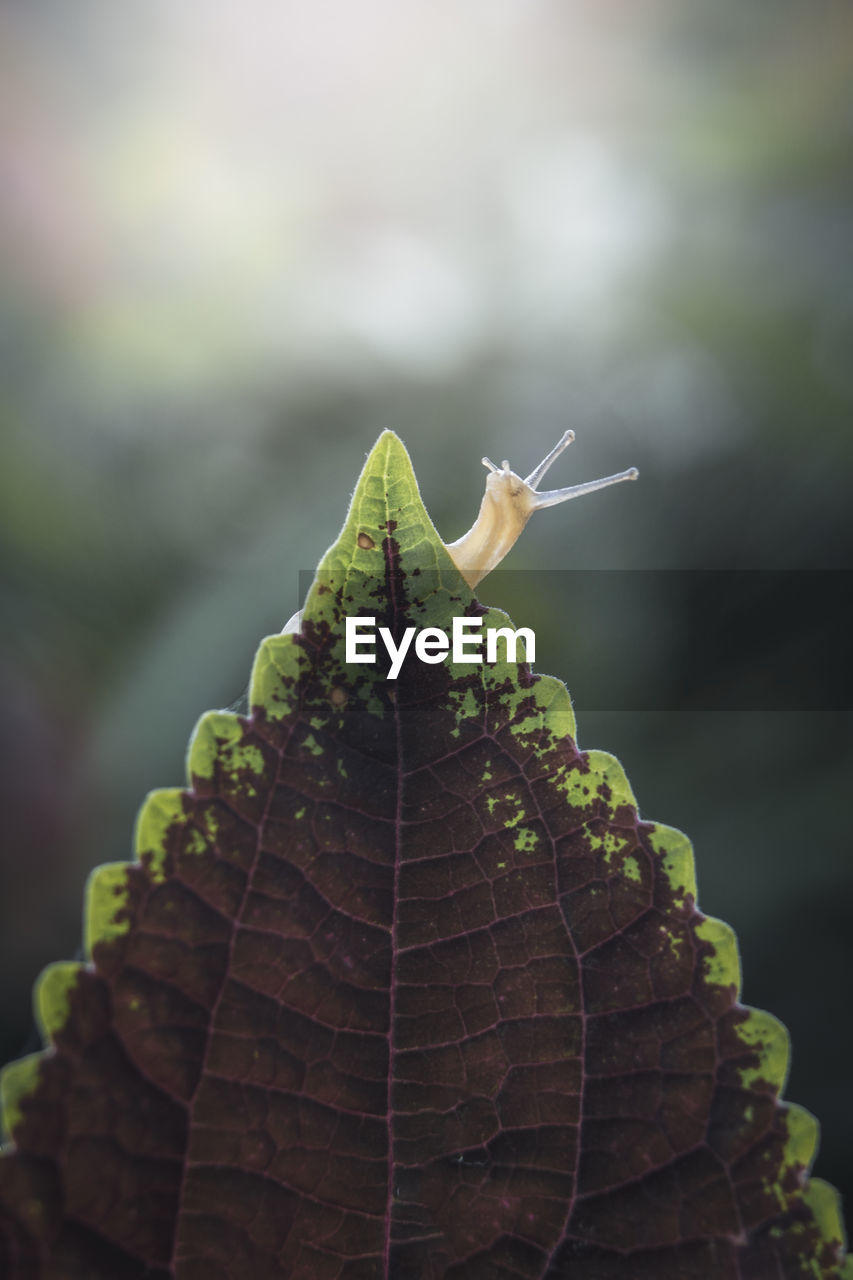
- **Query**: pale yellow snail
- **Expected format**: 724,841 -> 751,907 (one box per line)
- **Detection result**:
445,429 -> 638,588
282,431 -> 637,631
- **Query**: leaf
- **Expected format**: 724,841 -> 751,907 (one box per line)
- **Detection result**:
0,430 -> 849,1279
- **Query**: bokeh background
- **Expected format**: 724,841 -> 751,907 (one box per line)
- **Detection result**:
2,0 -> 852,1221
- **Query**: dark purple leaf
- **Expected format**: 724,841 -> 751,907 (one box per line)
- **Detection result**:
1,432 -> 848,1278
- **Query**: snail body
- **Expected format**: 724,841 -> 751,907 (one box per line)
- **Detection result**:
445,430 -> 638,588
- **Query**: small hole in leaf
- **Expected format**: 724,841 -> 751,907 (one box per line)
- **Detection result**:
357,532 -> 375,549
329,686 -> 347,707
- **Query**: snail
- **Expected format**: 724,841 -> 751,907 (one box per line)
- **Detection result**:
445,429 -> 638,588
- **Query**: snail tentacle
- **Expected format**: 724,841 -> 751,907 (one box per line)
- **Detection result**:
444,433 -> 638,589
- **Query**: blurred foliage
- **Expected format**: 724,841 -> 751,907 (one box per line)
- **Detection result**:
1,0 -> 851,1225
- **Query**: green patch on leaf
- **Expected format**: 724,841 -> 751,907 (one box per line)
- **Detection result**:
621,854 -> 641,883
512,826 -> 539,854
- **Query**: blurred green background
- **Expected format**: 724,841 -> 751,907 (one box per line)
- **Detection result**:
1,0 -> 851,1220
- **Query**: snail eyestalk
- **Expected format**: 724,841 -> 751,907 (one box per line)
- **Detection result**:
444,432 -> 638,589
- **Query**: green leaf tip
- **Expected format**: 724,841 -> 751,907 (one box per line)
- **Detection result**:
803,1180 -> 851,1270
585,748 -> 638,811
782,1101 -> 821,1178
0,1054 -> 42,1146
736,1005 -> 791,1094
648,822 -> 698,908
186,709 -> 245,783
84,860 -> 132,957
1,961 -> 87,1142
309,427 -> 469,609
249,632 -> 301,720
34,961 -> 84,1046
134,786 -> 186,882
695,914 -> 742,995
